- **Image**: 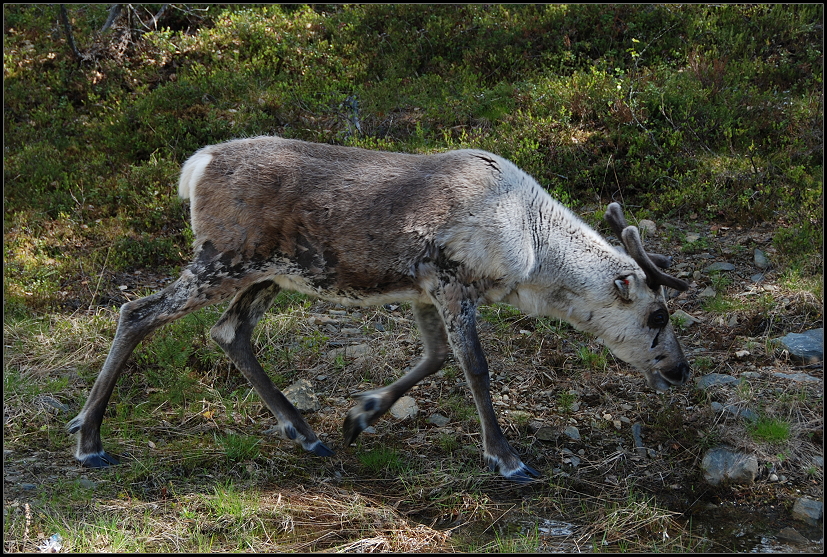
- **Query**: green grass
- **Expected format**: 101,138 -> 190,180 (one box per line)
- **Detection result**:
2,4 -> 822,554
748,416 -> 792,444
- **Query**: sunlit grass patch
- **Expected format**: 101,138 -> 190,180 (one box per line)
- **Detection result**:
748,416 -> 792,444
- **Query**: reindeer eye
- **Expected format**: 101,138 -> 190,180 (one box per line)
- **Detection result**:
648,309 -> 669,328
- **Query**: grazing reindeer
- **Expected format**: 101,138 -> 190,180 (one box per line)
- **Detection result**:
68,136 -> 690,482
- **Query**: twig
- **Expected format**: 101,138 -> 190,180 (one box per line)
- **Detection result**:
58,4 -> 83,62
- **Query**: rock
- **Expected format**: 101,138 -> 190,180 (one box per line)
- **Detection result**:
701,446 -> 758,486
685,232 -> 701,243
711,401 -> 758,422
562,425 -> 580,440
671,309 -> 701,327
536,426 -> 558,442
751,272 -> 766,283
389,396 -> 418,419
777,526 -> 810,544
427,413 -> 450,427
695,373 -> 739,389
638,219 -> 657,235
631,422 -> 646,456
773,328 -> 823,363
753,248 -> 771,270
698,286 -> 717,298
771,371 -> 821,384
791,497 -> 823,526
704,262 -> 736,272
34,395 -> 70,415
283,379 -> 321,412
326,343 -> 371,361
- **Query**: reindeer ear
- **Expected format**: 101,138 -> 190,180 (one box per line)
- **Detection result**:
614,275 -> 633,301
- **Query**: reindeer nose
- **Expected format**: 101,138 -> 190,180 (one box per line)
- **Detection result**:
665,361 -> 691,385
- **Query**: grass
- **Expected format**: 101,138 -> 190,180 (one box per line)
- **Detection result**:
748,416 -> 792,444
3,4 -> 823,554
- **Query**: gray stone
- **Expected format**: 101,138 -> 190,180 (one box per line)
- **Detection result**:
638,219 -> 657,234
705,262 -> 736,272
701,446 -> 758,486
710,401 -> 758,422
698,286 -> 717,298
695,373 -> 739,389
326,343 -> 371,361
771,371 -> 821,383
34,395 -> 70,415
427,413 -> 450,427
536,426 -> 558,442
773,328 -> 823,363
563,425 -> 581,440
631,422 -> 646,456
791,497 -> 823,526
777,526 -> 810,544
672,309 -> 701,327
753,248 -> 771,270
283,379 -> 321,412
389,396 -> 418,419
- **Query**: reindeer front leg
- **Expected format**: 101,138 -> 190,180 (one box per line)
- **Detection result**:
429,279 -> 539,483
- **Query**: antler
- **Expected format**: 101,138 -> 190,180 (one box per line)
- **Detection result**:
604,203 -> 689,292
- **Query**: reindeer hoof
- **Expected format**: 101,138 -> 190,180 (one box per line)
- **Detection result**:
78,451 -> 120,468
342,412 -> 369,446
486,455 -> 541,483
308,440 -> 335,457
502,463 -> 541,484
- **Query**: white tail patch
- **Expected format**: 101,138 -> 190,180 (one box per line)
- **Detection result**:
178,150 -> 212,235
178,150 -> 212,200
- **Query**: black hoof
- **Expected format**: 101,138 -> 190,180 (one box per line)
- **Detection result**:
504,463 -> 541,484
342,413 -> 368,446
79,452 -> 120,468
309,441 -> 335,457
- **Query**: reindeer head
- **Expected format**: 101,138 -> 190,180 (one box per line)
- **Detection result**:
595,203 -> 691,391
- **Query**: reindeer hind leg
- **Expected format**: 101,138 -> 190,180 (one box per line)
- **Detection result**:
68,265 -> 236,467
211,279 -> 334,457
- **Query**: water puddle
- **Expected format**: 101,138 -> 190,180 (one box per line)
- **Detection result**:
681,504 -> 823,553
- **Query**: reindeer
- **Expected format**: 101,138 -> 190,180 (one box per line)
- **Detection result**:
67,136 -> 690,482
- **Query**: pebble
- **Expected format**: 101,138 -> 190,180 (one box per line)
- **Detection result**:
536,426 -> 558,442
777,526 -> 810,544
771,371 -> 821,384
671,309 -> 701,327
389,396 -> 418,419
695,373 -> 739,389
325,343 -> 371,361
427,413 -> 450,427
701,446 -> 758,486
711,401 -> 758,422
563,426 -> 580,440
704,262 -> 735,272
638,219 -> 657,234
754,248 -> 771,269
773,328 -> 823,363
791,497 -> 823,526
283,379 -> 321,412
